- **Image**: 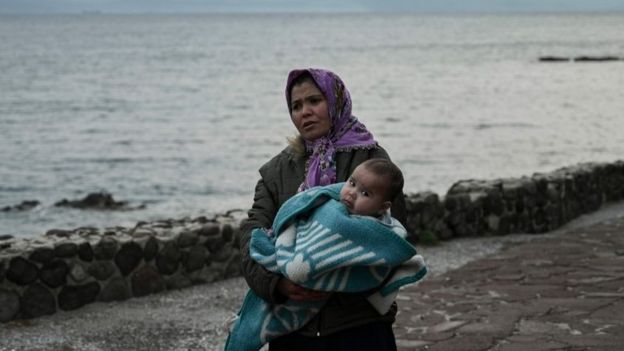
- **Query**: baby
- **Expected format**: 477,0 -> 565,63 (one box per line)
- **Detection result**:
339,158 -> 404,220
225,158 -> 425,351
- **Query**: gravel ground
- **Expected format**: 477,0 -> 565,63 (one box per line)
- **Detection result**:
2,201 -> 622,351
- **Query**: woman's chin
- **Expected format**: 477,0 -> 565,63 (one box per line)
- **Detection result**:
301,130 -> 328,142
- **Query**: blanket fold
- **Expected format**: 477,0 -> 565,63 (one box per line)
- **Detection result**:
225,183 -> 427,351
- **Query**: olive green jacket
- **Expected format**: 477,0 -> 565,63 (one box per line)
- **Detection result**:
240,143 -> 407,337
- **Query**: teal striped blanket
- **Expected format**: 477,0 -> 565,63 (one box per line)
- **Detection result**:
225,183 -> 427,351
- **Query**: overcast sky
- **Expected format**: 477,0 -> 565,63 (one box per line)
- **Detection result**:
1,0 -> 624,14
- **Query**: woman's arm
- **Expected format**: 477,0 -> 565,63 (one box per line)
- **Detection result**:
240,177 -> 332,303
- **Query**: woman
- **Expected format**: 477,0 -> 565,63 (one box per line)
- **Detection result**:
240,68 -> 407,350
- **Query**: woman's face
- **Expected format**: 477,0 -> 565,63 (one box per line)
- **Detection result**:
290,81 -> 331,142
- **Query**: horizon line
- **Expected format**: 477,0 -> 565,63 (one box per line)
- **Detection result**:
2,8 -> 624,15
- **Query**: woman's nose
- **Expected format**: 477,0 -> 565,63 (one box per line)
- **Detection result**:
301,103 -> 312,116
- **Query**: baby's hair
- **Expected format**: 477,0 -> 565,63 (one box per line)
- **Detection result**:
360,158 -> 404,201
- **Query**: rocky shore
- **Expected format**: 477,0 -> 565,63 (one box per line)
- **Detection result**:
0,200 -> 622,350
1,160 -> 623,326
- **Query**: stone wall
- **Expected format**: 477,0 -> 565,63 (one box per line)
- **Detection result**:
1,161 -> 623,322
404,161 -> 624,243
0,212 -> 244,323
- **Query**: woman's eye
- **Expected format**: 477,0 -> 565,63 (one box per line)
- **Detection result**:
292,103 -> 301,111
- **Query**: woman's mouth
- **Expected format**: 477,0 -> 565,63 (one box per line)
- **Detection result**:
302,121 -> 316,130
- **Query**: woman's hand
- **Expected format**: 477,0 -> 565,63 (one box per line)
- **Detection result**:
277,277 -> 331,301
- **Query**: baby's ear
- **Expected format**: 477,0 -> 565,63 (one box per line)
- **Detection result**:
380,201 -> 392,214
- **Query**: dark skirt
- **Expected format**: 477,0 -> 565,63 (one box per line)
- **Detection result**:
268,322 -> 397,351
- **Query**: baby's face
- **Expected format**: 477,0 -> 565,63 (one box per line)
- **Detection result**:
340,165 -> 391,217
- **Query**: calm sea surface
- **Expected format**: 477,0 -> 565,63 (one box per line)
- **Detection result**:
1,13 -> 623,237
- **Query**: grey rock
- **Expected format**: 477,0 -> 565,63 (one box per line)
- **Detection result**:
69,262 -> 88,282
20,282 -> 56,318
29,247 -> 55,264
211,243 -> 232,263
94,237 -> 118,260
221,224 -> 234,243
99,277 -> 131,302
199,223 -> 220,237
165,274 -> 193,290
143,236 -> 159,261
225,252 -> 241,278
131,227 -> 155,238
177,231 -> 199,248
7,257 -> 39,285
40,260 -> 69,288
1,200 -> 40,212
54,242 -> 78,258
87,261 -> 117,281
131,265 -> 165,297
434,220 -> 454,240
205,236 -> 225,254
156,242 -> 180,275
45,229 -> 72,237
186,266 -> 221,284
483,192 -> 504,216
54,192 -> 128,210
0,289 -> 19,322
78,242 -> 94,261
58,282 -> 101,311
183,246 -> 207,272
115,242 -> 143,276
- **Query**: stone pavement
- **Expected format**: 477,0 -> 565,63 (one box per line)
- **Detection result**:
393,215 -> 624,350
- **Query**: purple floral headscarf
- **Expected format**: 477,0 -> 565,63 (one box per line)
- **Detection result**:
286,68 -> 377,192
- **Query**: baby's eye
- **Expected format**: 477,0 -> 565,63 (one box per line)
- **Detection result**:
361,190 -> 369,197
348,178 -> 355,186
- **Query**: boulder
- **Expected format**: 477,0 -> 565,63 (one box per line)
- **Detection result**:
131,265 -> 165,297
87,261 -> 117,281
1,200 -> 40,212
0,289 -> 20,322
93,237 -> 118,260
143,237 -> 159,261
54,242 -> 78,258
54,192 -> 140,210
58,282 -> 101,311
156,242 -> 181,275
20,283 -> 56,318
7,257 -> 39,286
114,242 -> 143,276
183,246 -> 207,272
99,277 -> 131,302
30,247 -> 55,264
78,242 -> 94,261
40,260 -> 69,288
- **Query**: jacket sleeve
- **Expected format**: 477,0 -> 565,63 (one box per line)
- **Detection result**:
239,177 -> 285,304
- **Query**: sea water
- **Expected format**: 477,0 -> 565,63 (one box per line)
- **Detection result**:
1,13 -> 623,236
